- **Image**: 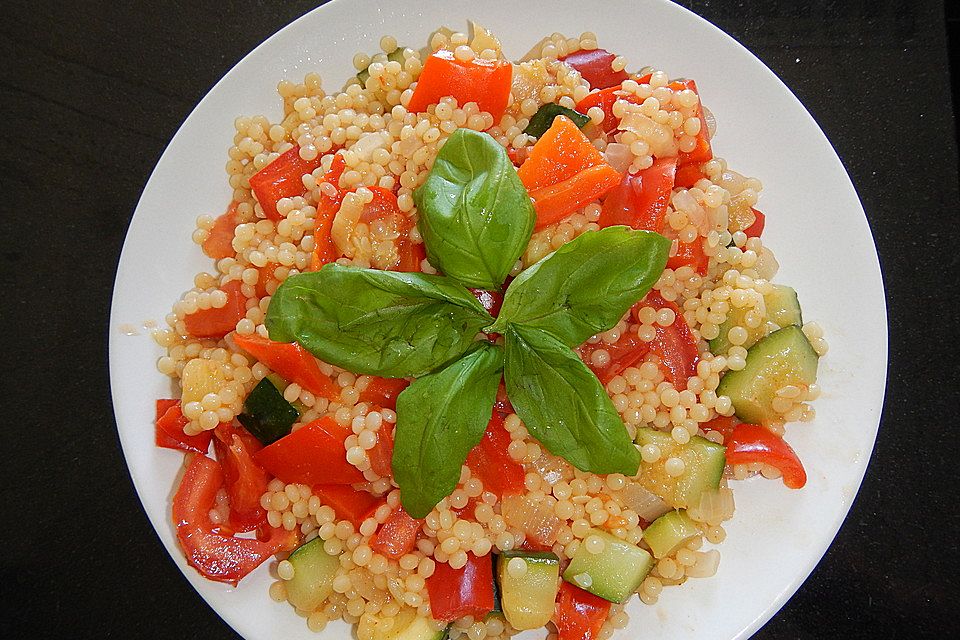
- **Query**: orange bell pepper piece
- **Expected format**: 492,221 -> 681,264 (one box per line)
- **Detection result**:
231,332 -> 339,400
370,507 -> 423,559
255,417 -> 365,485
310,153 -> 347,270
407,50 -> 512,122
249,145 -> 323,222
183,280 -> 247,339
517,116 -> 620,228
202,201 -> 239,260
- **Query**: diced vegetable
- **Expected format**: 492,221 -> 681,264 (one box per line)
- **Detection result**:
635,291 -> 700,390
183,280 -> 246,339
470,288 -> 504,319
709,284 -> 802,355
634,428 -> 726,509
368,423 -> 395,478
558,49 -> 629,89
669,79 -> 713,167
359,376 -> 410,411
500,494 -> 563,547
666,236 -> 709,275
312,485 -> 384,527
172,453 -> 296,585
426,551 -> 495,621
523,103 -> 590,138
155,399 -> 212,454
618,481 -> 670,523
598,157 -> 677,231
407,49 -> 512,121
232,332 -> 339,400
744,207 -> 766,237
562,529 -> 653,603
285,536 -> 340,612
496,551 -> 560,630
202,201 -> 239,260
370,507 -> 422,559
212,423 -> 269,532
715,325 -> 819,425
517,116 -> 621,228
554,581 -> 611,640
180,357 -> 227,405
575,86 -> 637,133
373,607 -> 448,640
674,162 -> 705,189
311,153 -> 347,270
464,413 -> 525,499
726,423 -> 807,488
643,510 -> 700,559
248,145 -> 323,221
254,416 -> 366,485
577,332 -> 650,385
237,377 -> 299,445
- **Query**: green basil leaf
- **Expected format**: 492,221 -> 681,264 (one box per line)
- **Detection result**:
392,342 -> 503,518
265,264 -> 493,378
413,128 -> 536,290
503,323 -> 640,476
523,103 -> 591,138
489,226 -> 671,346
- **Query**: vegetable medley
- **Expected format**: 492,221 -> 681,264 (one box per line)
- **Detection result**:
152,23 -> 828,640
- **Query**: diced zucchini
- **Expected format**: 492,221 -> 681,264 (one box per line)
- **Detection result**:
489,553 -> 502,615
373,607 -> 448,640
716,325 -> 819,424
562,529 -> 653,604
496,551 -> 560,630
643,510 -> 700,559
709,284 -> 803,355
237,377 -> 300,445
285,537 -> 340,613
634,429 -> 726,509
357,48 -> 406,85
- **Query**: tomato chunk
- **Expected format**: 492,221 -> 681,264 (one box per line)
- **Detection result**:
313,485 -> 384,527
666,236 -> 709,276
370,507 -> 422,559
598,157 -> 677,231
155,400 -> 212,454
559,48 -> 629,90
407,50 -> 512,122
555,581 -> 611,640
745,208 -> 766,238
255,417 -> 365,485
669,79 -> 713,167
213,423 -> 269,533
465,413 -> 525,498
183,280 -> 246,339
368,423 -> 395,479
311,153 -> 347,270
172,453 -> 296,585
577,332 -> 650,385
232,333 -> 339,400
635,291 -> 699,390
425,552 -> 495,621
202,202 -> 239,260
249,145 -> 323,221
726,423 -> 807,489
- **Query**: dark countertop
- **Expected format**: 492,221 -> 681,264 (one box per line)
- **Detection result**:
3,1 -> 958,638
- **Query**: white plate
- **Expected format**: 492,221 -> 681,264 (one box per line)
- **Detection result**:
109,0 -> 887,638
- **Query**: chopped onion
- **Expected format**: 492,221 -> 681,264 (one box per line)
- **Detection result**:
603,143 -> 632,174
702,106 -> 717,139
529,454 -> 572,486
685,549 -> 721,578
687,487 -> 735,526
620,482 -> 671,522
501,494 -> 563,545
755,246 -> 780,280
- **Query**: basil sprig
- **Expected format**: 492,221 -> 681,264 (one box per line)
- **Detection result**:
393,342 -> 503,517
523,103 -> 591,138
266,265 -> 493,378
413,128 -> 536,290
488,226 -> 671,346
267,129 -> 672,517
504,324 -> 640,474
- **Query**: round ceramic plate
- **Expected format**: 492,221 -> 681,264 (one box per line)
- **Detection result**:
109,0 -> 887,638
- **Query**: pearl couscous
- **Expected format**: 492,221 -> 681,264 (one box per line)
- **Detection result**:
152,24 -> 826,640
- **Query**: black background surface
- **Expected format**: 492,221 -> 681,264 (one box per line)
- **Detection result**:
2,1 -> 959,638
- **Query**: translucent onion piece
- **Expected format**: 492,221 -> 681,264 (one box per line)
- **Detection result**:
501,494 -> 563,545
685,549 -> 721,578
620,482 -> 671,522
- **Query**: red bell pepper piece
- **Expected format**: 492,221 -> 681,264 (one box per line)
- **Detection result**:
231,332 -> 339,400
555,581 -> 611,640
469,289 -> 503,317
408,50 -> 512,122
577,332 -> 651,385
396,237 -> 426,272
726,423 -> 807,489
183,280 -> 246,339
636,291 -> 700,390
313,484 -> 384,527
518,116 -> 621,228
701,415 -> 739,440
368,423 -> 394,478
359,377 -> 410,411
425,552 -> 495,621
674,162 -> 705,189
669,79 -> 713,167
598,157 -> 677,231
249,145 -> 323,222
202,201 -> 239,260
311,153 -> 347,270
666,236 -> 709,276
370,507 -> 423,559
155,400 -> 212,454
213,423 -> 269,533
173,453 -> 296,585
559,48 -> 629,90
465,413 -> 525,499
574,73 -> 651,134
744,208 -> 766,238
255,417 -> 365,485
